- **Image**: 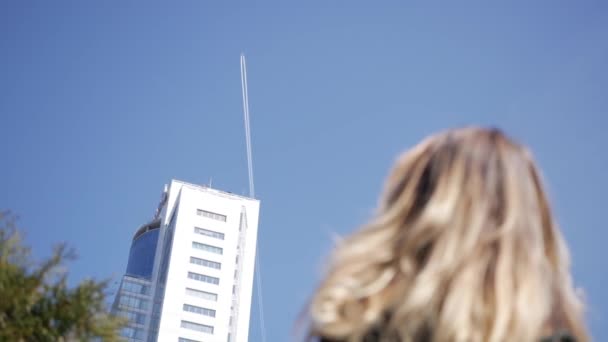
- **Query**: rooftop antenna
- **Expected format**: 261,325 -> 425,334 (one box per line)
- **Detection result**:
240,53 -> 267,342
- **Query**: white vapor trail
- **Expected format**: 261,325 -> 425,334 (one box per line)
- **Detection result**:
240,53 -> 267,342
241,54 -> 254,198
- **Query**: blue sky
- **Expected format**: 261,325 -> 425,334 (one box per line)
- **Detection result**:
1,1 -> 607,340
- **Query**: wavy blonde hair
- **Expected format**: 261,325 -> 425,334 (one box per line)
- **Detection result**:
308,127 -> 588,342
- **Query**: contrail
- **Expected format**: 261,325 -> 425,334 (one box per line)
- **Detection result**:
240,53 -> 267,342
241,54 -> 254,198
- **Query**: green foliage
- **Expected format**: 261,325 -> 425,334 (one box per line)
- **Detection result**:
0,211 -> 125,341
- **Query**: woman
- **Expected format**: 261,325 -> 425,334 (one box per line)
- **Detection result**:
307,128 -> 588,342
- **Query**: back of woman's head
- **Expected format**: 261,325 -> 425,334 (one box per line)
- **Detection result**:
308,127 -> 588,342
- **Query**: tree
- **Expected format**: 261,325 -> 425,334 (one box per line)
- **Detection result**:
0,210 -> 125,341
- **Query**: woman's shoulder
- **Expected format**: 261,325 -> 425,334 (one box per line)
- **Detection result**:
317,331 -> 576,342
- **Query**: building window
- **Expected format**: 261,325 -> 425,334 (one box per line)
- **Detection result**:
196,209 -> 227,222
190,256 -> 221,270
118,295 -> 149,311
192,241 -> 223,255
180,320 -> 214,334
194,227 -> 225,240
178,338 -> 201,342
121,326 -> 145,340
187,272 -> 219,285
185,287 -> 218,302
150,316 -> 160,328
118,310 -> 146,325
122,281 -> 150,295
183,303 -> 216,317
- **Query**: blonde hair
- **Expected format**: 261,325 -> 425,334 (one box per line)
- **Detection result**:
308,127 -> 588,342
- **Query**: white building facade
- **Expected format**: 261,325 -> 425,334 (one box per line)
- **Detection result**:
112,180 -> 260,342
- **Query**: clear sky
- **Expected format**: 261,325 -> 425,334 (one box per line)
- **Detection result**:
1,1 -> 607,341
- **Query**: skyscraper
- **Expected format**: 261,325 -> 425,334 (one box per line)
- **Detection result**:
112,179 -> 260,342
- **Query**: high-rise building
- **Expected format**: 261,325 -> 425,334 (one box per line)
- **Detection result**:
112,179 -> 260,342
